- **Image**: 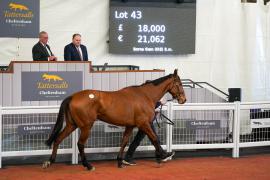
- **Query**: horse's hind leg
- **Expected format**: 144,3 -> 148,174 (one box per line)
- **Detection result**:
77,125 -> 94,171
43,124 -> 76,168
117,126 -> 134,168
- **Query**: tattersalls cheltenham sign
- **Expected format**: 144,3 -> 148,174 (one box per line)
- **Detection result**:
21,72 -> 83,101
0,0 -> 40,38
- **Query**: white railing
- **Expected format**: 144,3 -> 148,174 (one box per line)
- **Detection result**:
0,101 -> 270,168
169,102 -> 237,156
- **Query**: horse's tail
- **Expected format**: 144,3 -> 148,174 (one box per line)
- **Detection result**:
45,96 -> 72,147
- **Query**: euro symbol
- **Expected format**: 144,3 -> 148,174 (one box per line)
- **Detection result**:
118,35 -> 123,42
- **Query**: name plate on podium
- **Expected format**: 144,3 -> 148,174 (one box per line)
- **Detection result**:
21,71 -> 83,101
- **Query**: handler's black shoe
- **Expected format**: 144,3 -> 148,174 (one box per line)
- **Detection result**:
161,151 -> 175,162
122,159 -> 137,166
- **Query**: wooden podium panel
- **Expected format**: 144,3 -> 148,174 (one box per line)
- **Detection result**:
0,61 -> 164,106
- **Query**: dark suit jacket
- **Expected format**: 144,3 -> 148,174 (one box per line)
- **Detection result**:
32,42 -> 54,61
64,43 -> 88,61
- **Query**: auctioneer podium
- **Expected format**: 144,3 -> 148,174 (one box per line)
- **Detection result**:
0,61 -> 165,106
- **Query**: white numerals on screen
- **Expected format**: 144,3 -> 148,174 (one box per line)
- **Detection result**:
138,35 -> 165,44
131,11 -> 142,19
138,25 -> 166,33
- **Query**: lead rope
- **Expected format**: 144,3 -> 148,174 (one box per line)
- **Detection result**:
155,104 -> 175,128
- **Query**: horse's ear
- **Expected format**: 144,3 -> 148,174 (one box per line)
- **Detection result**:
173,69 -> 178,77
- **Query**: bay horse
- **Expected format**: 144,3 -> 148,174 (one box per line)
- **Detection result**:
43,69 -> 186,170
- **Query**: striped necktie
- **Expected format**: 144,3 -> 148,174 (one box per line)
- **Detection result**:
76,46 -> 83,61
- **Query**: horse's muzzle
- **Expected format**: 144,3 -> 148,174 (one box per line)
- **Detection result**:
178,97 -> 186,104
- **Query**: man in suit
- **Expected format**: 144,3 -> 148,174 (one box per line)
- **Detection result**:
32,31 -> 57,61
64,34 -> 88,61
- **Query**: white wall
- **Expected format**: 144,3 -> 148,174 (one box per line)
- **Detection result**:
0,0 -> 269,101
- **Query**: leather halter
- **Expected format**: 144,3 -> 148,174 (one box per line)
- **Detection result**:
169,77 -> 183,101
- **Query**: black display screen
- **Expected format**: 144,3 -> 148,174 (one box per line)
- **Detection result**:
109,1 -> 196,55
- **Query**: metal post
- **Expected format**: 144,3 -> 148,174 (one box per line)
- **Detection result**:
232,101 -> 240,158
72,129 -> 79,164
0,107 -> 2,168
166,102 -> 173,153
166,103 -> 170,152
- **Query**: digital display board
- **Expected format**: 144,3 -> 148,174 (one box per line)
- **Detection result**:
109,1 -> 196,55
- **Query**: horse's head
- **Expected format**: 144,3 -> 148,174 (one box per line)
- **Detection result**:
168,69 -> 186,104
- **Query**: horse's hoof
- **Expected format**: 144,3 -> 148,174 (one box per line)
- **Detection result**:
118,164 -> 125,168
117,162 -> 125,168
42,161 -> 51,169
156,159 -> 161,164
155,162 -> 162,168
86,166 -> 95,171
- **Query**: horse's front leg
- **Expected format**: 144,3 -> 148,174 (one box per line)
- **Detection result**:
139,122 -> 164,164
117,126 -> 134,168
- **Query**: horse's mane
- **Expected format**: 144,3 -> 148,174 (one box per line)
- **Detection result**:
128,74 -> 173,88
144,74 -> 173,86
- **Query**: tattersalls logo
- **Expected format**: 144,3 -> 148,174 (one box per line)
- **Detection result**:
37,73 -> 68,90
3,2 -> 34,27
22,71 -> 82,101
9,3 -> 29,11
42,73 -> 64,82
